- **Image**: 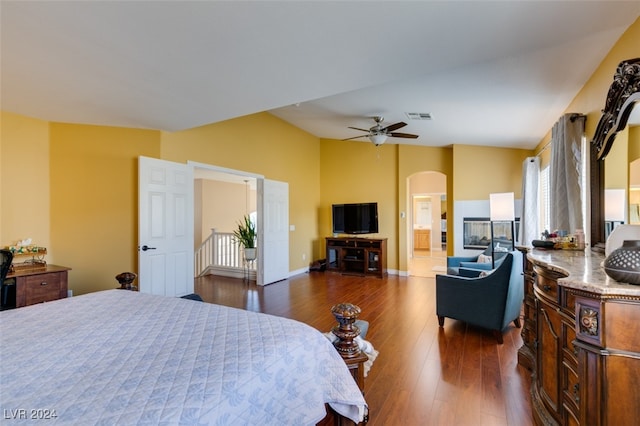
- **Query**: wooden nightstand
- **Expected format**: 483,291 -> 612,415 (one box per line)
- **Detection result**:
6,265 -> 70,308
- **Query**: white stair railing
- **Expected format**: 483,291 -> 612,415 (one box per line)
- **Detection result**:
195,228 -> 256,277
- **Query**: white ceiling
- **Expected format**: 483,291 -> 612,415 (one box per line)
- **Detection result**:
2,1 -> 639,150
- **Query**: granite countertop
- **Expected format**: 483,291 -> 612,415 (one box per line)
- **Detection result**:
527,248 -> 640,297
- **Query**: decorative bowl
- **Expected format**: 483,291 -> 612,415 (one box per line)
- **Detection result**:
604,240 -> 640,285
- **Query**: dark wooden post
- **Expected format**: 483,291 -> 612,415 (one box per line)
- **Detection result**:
329,303 -> 369,425
115,272 -> 137,290
331,303 -> 362,358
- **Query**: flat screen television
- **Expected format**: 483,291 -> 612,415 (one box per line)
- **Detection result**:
332,202 -> 379,235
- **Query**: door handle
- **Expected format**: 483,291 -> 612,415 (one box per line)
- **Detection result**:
139,245 -> 157,252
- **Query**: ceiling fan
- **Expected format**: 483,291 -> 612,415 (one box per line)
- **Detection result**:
343,116 -> 419,146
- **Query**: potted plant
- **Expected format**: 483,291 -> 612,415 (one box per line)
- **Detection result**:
233,215 -> 257,261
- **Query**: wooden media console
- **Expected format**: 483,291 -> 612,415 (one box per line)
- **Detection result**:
325,237 -> 387,278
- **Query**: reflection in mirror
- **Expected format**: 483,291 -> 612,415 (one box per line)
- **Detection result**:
631,158 -> 640,224
590,58 -> 640,252
605,188 -> 626,238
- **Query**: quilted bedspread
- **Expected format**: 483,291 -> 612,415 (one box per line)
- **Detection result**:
0,290 -> 366,424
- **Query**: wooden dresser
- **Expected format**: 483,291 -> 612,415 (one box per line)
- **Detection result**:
519,249 -> 640,425
6,265 -> 70,308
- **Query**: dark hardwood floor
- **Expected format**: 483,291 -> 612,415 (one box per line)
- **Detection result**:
195,272 -> 533,426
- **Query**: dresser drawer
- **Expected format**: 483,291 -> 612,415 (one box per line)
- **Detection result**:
563,321 -> 578,365
562,360 -> 580,417
534,271 -> 559,301
25,273 -> 62,305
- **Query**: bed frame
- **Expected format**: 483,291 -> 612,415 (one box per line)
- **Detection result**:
326,302 -> 370,425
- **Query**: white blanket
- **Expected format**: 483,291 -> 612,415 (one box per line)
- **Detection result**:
0,290 -> 366,424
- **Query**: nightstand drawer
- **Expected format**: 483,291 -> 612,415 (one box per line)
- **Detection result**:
25,273 -> 62,305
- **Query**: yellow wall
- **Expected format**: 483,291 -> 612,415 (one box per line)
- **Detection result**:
530,17 -> 639,238
161,112 -> 321,270
49,123 -> 160,294
628,127 -> 639,222
605,126 -> 628,190
452,145 -> 531,201
1,112 -> 319,295
630,126 -> 640,162
319,138 -> 531,270
319,140 -> 398,268
0,112 -> 50,253
534,18 -> 640,154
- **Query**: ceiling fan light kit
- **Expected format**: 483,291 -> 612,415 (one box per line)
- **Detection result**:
344,116 -> 419,146
369,134 -> 388,146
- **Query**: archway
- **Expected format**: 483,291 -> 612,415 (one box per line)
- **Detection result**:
407,171 -> 447,277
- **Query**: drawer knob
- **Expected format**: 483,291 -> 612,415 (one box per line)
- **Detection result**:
543,285 -> 552,292
40,281 -> 48,286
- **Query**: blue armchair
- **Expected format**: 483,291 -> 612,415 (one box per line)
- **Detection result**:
446,243 -> 509,275
436,250 -> 524,344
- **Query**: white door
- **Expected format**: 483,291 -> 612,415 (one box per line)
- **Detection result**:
138,156 -> 194,297
258,179 -> 289,286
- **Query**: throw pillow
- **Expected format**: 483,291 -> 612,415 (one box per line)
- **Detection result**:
477,254 -> 493,264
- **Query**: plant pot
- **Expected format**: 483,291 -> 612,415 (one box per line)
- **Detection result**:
244,247 -> 257,261
604,240 -> 640,285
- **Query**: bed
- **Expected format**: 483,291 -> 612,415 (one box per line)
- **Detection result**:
0,290 -> 367,424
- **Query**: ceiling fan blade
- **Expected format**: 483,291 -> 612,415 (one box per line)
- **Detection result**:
388,132 -> 419,139
382,122 -> 407,133
348,126 -> 371,133
342,134 -> 369,141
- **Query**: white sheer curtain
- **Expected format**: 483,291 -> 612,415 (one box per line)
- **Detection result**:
550,114 -> 585,233
518,157 -> 539,245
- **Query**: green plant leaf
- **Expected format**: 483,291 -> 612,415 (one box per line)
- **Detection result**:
232,215 -> 256,248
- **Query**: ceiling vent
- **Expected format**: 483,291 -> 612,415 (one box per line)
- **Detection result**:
405,112 -> 433,121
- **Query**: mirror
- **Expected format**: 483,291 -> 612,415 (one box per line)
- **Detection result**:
590,58 -> 640,252
631,158 -> 640,224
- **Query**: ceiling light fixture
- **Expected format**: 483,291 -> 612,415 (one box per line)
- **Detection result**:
369,134 -> 387,146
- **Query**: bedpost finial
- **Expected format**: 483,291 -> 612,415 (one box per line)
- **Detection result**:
116,272 -> 137,290
331,303 -> 362,358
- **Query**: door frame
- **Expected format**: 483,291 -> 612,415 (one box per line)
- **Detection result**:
140,159 -> 290,287
189,161 -> 281,284
406,171 -> 447,276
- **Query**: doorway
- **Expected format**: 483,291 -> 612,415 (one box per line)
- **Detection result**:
407,171 -> 447,277
190,162 -> 289,286
192,165 -> 259,253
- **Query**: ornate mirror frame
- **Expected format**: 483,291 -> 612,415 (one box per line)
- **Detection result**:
590,58 -> 640,252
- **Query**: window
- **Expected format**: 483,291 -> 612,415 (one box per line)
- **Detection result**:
539,165 -> 550,235
580,134 -> 588,234
539,133 -> 587,238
